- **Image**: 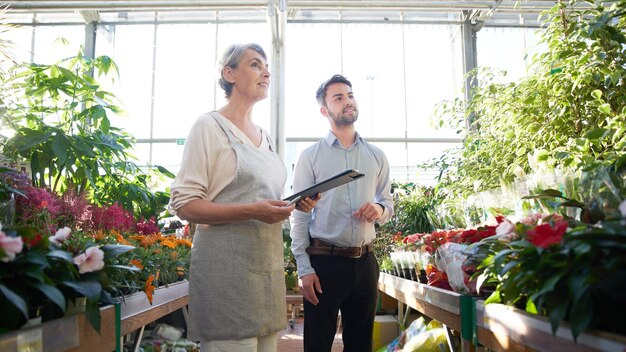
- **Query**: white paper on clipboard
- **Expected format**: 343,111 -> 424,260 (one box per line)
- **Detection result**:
284,169 -> 365,201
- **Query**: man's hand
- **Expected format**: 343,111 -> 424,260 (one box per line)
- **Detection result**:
353,202 -> 383,223
299,273 -> 322,305
295,193 -> 321,212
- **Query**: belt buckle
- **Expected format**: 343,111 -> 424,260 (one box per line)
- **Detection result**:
350,246 -> 363,259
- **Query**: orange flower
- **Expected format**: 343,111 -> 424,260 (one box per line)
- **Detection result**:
116,233 -> 130,245
177,238 -> 192,247
176,266 -> 185,277
170,251 -> 178,260
140,234 -> 159,248
155,269 -> 160,281
160,239 -> 177,249
129,234 -> 144,241
90,230 -> 107,241
144,274 -> 156,304
130,259 -> 144,270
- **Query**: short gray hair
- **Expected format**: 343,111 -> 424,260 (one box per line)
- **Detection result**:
218,43 -> 267,98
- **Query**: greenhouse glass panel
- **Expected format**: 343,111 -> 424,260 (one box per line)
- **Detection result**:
404,24 -> 463,139
342,23 -> 405,138
32,25 -> 83,64
285,23 -> 342,139
95,24 -> 155,140
152,23 -> 216,139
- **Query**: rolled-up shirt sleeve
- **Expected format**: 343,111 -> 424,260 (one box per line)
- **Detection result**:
374,151 -> 394,224
168,118 -> 212,215
290,153 -> 316,278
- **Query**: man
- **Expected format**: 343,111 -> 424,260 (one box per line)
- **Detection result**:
290,74 -> 394,352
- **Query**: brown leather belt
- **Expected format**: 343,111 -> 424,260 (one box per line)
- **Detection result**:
306,238 -> 373,259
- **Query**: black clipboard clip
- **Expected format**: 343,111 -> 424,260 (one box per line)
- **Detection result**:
284,169 -> 365,201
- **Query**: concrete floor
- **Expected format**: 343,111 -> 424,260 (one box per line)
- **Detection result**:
277,316 -> 344,352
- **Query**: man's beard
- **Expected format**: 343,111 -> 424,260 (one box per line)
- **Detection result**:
328,107 -> 358,126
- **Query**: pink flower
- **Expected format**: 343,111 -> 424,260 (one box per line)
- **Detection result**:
519,212 -> 544,226
495,219 -> 517,242
526,221 -> 568,249
50,226 -> 71,245
73,246 -> 105,274
0,227 -> 24,262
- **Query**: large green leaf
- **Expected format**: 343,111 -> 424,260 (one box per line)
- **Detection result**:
32,282 -> 66,312
101,244 -> 135,259
568,290 -> 593,340
0,283 -> 28,319
46,249 -> 75,262
63,280 -> 102,302
85,299 -> 101,333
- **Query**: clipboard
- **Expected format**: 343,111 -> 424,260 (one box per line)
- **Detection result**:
284,169 -> 365,201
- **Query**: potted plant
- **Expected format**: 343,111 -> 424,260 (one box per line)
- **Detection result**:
474,201 -> 626,339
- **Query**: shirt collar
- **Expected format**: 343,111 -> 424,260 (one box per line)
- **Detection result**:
324,130 -> 362,149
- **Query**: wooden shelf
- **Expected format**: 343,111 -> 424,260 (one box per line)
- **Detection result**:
476,299 -> 626,352
0,280 -> 189,352
0,316 -> 80,352
378,272 -> 461,330
378,274 -> 626,352
120,280 -> 189,336
69,280 -> 189,352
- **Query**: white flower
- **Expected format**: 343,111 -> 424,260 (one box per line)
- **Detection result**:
0,230 -> 24,262
620,200 -> 626,218
73,246 -> 105,274
495,219 -> 518,242
496,220 -> 515,236
50,226 -> 72,245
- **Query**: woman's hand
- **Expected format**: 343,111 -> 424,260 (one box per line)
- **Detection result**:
295,194 -> 320,213
253,199 -> 295,224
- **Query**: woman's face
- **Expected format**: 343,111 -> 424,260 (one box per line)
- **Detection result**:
228,49 -> 270,102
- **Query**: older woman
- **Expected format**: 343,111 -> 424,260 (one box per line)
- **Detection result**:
169,43 -> 315,352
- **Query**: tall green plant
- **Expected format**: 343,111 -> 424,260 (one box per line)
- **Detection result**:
2,49 -> 172,217
428,0 -> 626,200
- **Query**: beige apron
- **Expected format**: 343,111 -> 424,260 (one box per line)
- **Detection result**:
188,112 -> 287,341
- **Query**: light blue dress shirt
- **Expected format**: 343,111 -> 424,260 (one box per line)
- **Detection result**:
290,131 -> 394,277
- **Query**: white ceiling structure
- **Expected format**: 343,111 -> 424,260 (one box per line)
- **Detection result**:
2,1 -> 572,28
1,0 -> 593,158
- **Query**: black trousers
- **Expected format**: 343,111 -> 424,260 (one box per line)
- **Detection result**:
303,252 -> 379,352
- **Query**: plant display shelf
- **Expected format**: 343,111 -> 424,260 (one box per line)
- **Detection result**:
0,280 -> 189,352
378,273 -> 626,352
378,272 -> 461,331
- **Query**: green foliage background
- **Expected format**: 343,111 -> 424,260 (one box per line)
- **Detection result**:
429,0 -> 626,201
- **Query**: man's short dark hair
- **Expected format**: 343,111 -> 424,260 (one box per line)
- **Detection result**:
316,74 -> 352,106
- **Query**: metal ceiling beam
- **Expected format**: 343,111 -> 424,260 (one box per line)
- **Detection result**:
3,0 -> 557,14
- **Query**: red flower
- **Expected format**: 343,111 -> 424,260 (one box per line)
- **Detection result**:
23,233 -> 43,248
526,221 -> 568,249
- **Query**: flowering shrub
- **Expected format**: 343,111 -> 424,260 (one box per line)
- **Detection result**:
473,205 -> 626,339
0,180 -> 190,334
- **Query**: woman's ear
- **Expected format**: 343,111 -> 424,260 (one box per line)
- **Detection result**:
223,66 -> 235,84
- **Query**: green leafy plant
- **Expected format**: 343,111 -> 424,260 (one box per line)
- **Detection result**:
425,0 -> 626,202
1,49 -> 173,218
379,182 -> 438,236
474,207 -> 626,339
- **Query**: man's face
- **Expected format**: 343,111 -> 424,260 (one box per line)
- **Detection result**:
322,83 -> 358,126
